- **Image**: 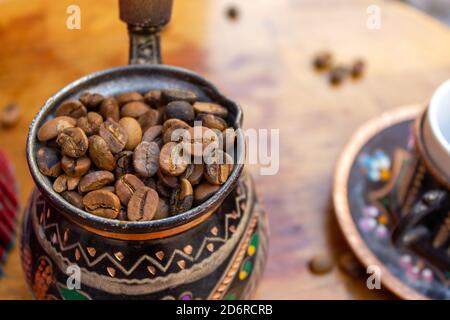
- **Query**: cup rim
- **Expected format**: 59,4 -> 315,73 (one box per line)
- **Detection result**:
27,64 -> 245,234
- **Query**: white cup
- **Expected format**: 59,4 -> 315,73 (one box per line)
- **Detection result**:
423,79 -> 450,179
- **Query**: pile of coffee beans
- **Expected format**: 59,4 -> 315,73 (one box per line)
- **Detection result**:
36,89 -> 237,221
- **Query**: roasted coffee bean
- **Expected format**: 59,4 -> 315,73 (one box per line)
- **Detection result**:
79,171 -> 115,193
83,189 -> 120,219
159,142 -> 188,176
53,174 -> 80,193
79,92 -> 104,108
88,135 -> 116,171
144,90 -> 162,107
119,117 -> 142,150
0,103 -> 21,128
76,112 -> 103,136
61,155 -> 91,177
154,198 -> 169,220
351,59 -> 365,78
194,182 -> 221,203
55,100 -> 87,119
56,127 -> 89,158
138,109 -> 160,132
121,101 -> 151,118
116,91 -> 143,106
99,97 -> 120,122
222,128 -> 236,152
204,149 -> 230,185
182,126 -> 219,157
127,186 -> 159,221
309,254 -> 334,275
115,151 -> 134,177
115,174 -> 145,205
37,116 -> 77,142
133,141 -> 160,177
193,102 -> 228,119
157,169 -> 179,188
162,89 -> 197,103
142,125 -> 162,144
162,119 -> 190,144
36,147 -> 61,177
156,179 -> 172,198
196,113 -> 227,131
170,178 -> 193,214
313,51 -> 333,70
99,119 -> 128,154
226,5 -> 239,20
181,164 -> 203,185
61,191 -> 84,209
329,66 -> 349,85
165,101 -> 195,123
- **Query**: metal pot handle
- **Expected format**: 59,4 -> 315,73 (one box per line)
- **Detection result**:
119,0 -> 174,65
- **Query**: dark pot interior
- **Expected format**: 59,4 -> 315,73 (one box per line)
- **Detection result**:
26,64 -> 245,234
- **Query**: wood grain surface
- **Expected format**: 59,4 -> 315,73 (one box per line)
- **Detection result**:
1,0 -> 450,300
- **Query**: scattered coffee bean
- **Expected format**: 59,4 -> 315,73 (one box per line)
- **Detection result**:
99,119 -> 128,154
119,117 -> 142,150
79,92 -> 104,108
162,89 -> 197,103
170,178 -> 193,215
138,109 -> 160,132
226,5 -> 239,21
121,101 -> 151,118
338,252 -> 364,278
116,91 -> 143,106
194,182 -> 221,203
313,51 -> 333,70
196,113 -> 227,131
165,101 -> 195,123
144,90 -> 162,107
115,174 -> 145,205
99,97 -> 120,122
351,59 -> 365,78
115,150 -> 134,178
61,155 -> 91,177
0,103 -> 21,128
36,147 -> 61,177
56,100 -> 87,119
61,191 -> 84,209
329,66 -> 349,86
88,135 -> 116,171
78,171 -> 114,193
133,141 -> 160,177
309,254 -> 334,274
159,142 -> 188,176
77,112 -> 103,136
37,116 -> 77,142
127,186 -> 159,221
182,164 -> 203,185
56,127 -> 89,158
193,102 -> 228,119
154,198 -> 169,220
83,189 -> 120,219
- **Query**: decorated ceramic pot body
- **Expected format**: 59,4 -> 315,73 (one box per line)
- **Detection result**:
21,171 -> 268,300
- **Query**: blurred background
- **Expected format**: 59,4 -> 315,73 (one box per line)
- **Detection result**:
404,0 -> 450,25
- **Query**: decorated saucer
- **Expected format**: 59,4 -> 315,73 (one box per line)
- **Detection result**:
333,105 -> 450,300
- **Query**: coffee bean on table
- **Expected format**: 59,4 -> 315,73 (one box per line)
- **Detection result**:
196,113 -> 227,131
79,92 -> 104,108
115,150 -> 134,178
329,66 -> 349,85
0,103 -> 21,128
142,125 -> 163,144
309,254 -> 334,275
88,135 -> 116,171
351,59 -> 365,78
194,182 -> 220,203
53,174 -> 80,193
56,127 -> 89,158
204,149 -> 230,185
99,97 -> 120,122
157,169 -> 179,188
162,89 -> 197,103
144,90 -> 162,107
127,186 -> 159,221
36,147 -> 61,177
61,191 -> 84,209
61,155 -> 91,177
154,198 -> 169,220
77,112 -> 103,136
313,51 -> 333,70
55,100 -> 87,119
121,101 -> 151,118
181,164 -> 203,185
78,170 -> 115,193
119,117 -> 142,150
115,174 -> 145,205
99,119 -> 128,154
165,101 -> 195,123
159,142 -> 188,176
133,141 -> 160,177
193,102 -> 229,119
116,91 -> 143,106
170,178 -> 194,215
37,116 -> 77,142
83,189 -> 120,219
138,109 -> 160,132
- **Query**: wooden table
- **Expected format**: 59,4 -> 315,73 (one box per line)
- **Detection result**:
1,0 -> 450,300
